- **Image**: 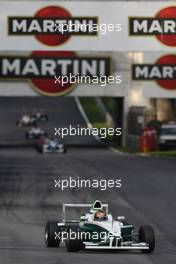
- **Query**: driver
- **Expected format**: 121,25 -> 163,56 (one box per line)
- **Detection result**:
94,209 -> 107,221
22,114 -> 30,123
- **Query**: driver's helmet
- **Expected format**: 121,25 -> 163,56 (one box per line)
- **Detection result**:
23,115 -> 30,122
94,209 -> 107,221
50,139 -> 57,146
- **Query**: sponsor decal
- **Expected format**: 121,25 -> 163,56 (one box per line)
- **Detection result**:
129,6 -> 176,47
8,6 -> 98,46
132,54 -> 176,90
0,51 -> 111,96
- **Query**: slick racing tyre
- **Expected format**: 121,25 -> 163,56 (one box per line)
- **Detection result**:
139,225 -> 155,253
36,144 -> 43,153
42,115 -> 48,121
66,226 -> 84,252
63,145 -> 67,154
25,133 -> 29,139
45,221 -> 61,247
16,120 -> 21,127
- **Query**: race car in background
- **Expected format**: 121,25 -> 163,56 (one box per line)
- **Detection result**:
36,137 -> 67,153
45,200 -> 155,253
25,126 -> 47,139
16,114 -> 36,127
31,110 -> 48,122
16,111 -> 48,127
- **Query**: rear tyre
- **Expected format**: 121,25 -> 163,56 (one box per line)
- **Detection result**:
139,225 -> 155,253
45,221 -> 61,247
36,144 -> 43,153
63,145 -> 67,154
16,120 -> 20,127
43,115 -> 48,121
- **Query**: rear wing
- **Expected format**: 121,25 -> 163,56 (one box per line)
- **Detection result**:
62,203 -> 109,223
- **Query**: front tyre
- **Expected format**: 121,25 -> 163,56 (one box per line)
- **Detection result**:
36,144 -> 43,153
139,225 -> 155,253
66,226 -> 84,252
45,221 -> 61,247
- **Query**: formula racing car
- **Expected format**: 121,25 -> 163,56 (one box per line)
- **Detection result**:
31,110 -> 48,122
36,137 -> 67,153
25,126 -> 47,139
16,114 -> 36,127
45,200 -> 155,253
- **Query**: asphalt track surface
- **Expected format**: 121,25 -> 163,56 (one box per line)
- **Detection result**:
0,98 -> 176,264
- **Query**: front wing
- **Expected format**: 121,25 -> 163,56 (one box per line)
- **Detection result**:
84,242 -> 149,250
43,144 -> 64,153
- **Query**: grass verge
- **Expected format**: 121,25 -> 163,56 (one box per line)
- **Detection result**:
79,97 -> 105,127
148,150 -> 176,157
113,146 -> 138,154
80,97 -> 113,142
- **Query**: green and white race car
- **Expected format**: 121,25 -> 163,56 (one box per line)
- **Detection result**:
45,200 -> 155,253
